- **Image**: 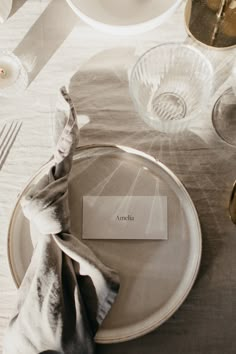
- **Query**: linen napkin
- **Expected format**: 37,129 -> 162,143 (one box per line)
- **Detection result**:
4,87 -> 120,354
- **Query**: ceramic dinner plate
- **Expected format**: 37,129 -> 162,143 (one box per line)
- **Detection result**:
66,0 -> 182,35
8,145 -> 202,343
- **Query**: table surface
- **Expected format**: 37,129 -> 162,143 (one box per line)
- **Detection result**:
0,1 -> 236,353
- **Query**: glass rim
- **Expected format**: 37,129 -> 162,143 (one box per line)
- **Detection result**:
129,42 -> 214,86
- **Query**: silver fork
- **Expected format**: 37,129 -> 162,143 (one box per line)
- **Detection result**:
0,120 -> 22,170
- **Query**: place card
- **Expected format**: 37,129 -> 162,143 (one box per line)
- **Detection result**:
82,196 -> 167,240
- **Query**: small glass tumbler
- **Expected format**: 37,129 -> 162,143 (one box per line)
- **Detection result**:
0,51 -> 28,97
212,56 -> 236,146
129,43 -> 213,133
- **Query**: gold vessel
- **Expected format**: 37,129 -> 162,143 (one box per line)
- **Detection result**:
229,181 -> 236,224
185,0 -> 236,49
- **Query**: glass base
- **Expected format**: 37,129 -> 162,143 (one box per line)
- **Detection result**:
212,87 -> 236,146
151,92 -> 187,121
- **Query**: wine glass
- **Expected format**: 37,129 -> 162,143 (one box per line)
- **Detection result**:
212,56 -> 236,146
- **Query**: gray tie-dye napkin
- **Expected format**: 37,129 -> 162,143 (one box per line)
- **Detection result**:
3,87 -> 120,354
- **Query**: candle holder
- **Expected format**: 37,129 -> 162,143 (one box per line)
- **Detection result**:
185,0 -> 236,49
0,51 -> 28,97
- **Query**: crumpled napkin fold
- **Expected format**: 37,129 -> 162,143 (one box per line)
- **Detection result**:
4,87 -> 120,354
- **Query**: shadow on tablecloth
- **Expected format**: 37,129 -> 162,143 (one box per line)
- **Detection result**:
13,0 -> 78,84
10,0 -> 27,18
68,46 -> 236,354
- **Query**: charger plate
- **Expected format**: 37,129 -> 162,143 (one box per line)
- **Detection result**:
8,144 -> 202,343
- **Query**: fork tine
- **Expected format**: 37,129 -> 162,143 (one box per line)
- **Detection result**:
0,121 -> 15,152
0,121 -> 22,170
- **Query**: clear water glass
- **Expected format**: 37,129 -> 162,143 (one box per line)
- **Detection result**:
129,43 -> 213,133
0,51 -> 28,97
212,56 -> 236,146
